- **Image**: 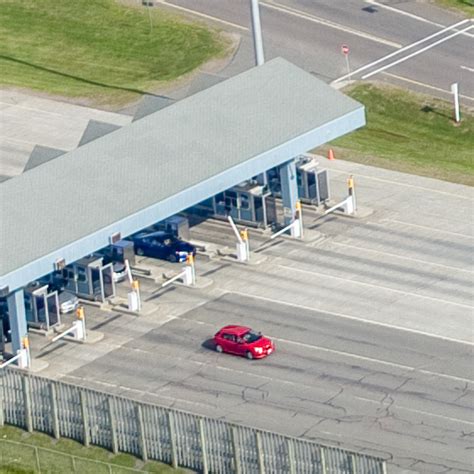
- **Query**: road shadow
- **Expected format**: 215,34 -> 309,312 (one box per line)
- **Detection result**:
201,338 -> 216,351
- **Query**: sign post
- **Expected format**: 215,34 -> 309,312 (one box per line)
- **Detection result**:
341,44 -> 351,81
451,83 -> 461,124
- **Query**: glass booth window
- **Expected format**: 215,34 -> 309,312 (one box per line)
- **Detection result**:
240,194 -> 250,210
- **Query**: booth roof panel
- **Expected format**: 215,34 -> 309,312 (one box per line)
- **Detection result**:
0,58 -> 364,281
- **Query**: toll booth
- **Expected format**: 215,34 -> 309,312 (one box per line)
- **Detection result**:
212,181 -> 277,228
266,156 -> 330,205
23,282 -> 60,331
99,240 -> 136,267
60,256 -> 115,302
154,216 -> 190,240
0,298 -> 10,354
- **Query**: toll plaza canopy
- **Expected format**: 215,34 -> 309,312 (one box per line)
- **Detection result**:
0,57 -> 365,292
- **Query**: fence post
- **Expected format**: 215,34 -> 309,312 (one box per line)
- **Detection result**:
350,454 -> 357,474
198,418 -> 209,474
71,455 -> 77,472
49,383 -> 60,440
136,404 -> 148,462
0,383 -> 4,427
79,391 -> 90,447
320,447 -> 328,474
256,431 -> 265,474
167,411 -> 178,468
231,426 -> 242,474
107,397 -> 118,455
22,377 -> 33,432
287,438 -> 296,474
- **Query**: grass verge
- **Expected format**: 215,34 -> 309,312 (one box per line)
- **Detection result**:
0,0 -> 229,107
316,83 -> 474,186
0,425 -> 184,473
434,0 -> 474,16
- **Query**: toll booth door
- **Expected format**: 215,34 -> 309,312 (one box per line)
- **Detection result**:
91,265 -> 115,301
264,196 -> 277,226
91,268 -> 103,301
307,171 -> 317,200
101,264 -> 115,299
35,294 -> 47,324
46,292 -> 60,327
317,170 -> 330,203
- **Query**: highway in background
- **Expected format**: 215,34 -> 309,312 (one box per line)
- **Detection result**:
157,0 -> 474,103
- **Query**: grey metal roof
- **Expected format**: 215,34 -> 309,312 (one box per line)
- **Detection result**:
0,57 -> 365,290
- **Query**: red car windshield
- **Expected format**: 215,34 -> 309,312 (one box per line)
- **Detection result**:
242,331 -> 261,343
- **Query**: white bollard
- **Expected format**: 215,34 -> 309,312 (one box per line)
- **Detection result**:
183,266 -> 194,286
17,348 -> 29,369
236,242 -> 249,262
290,219 -> 301,238
128,291 -> 140,311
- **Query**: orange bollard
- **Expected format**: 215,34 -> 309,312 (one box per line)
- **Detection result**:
328,148 -> 335,161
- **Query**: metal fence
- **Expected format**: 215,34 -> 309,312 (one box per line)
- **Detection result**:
0,369 -> 387,473
0,437 -> 149,473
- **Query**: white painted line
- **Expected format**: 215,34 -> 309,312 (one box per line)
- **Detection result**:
273,336 -> 474,385
230,290 -> 474,346
333,19 -> 470,83
461,65 -> 474,73
366,0 -> 474,38
362,25 -> 474,79
354,395 -> 474,425
316,165 -> 474,199
155,0 -> 248,31
330,241 -> 474,274
278,264 -> 473,310
384,219 -> 474,240
261,0 -> 401,48
382,72 -> 474,103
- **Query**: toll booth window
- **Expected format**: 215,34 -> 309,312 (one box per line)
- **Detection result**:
296,172 -> 303,187
215,193 -> 225,204
240,194 -> 250,210
225,191 -> 237,208
308,172 -> 316,187
77,268 -> 87,283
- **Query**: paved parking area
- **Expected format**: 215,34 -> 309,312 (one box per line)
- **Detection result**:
0,90 -> 131,179
25,158 -> 474,474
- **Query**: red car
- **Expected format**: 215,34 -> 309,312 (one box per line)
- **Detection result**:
213,325 -> 275,360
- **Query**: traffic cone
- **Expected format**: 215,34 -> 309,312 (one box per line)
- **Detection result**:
328,148 -> 335,161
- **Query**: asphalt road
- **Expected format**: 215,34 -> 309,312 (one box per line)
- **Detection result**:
158,0 -> 474,104
38,159 -> 472,473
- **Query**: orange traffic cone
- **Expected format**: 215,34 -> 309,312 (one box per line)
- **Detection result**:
328,148 -> 335,161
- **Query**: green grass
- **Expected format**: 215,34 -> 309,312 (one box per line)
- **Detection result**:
434,0 -> 474,16
317,83 -> 474,186
0,425 -> 184,473
0,0 -> 229,106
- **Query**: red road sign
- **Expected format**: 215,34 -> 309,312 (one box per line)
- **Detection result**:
341,44 -> 349,55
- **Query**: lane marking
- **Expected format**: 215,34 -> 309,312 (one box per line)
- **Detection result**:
155,0 -> 249,31
261,0 -> 401,48
311,164 -> 474,199
384,219 -> 474,240
354,395 -> 474,425
461,65 -> 474,73
330,241 -> 474,274
366,0 -> 474,38
362,25 -> 474,79
273,336 -> 474,385
278,264 -> 473,310
382,72 -> 474,103
230,291 -> 474,346
333,19 -> 470,83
